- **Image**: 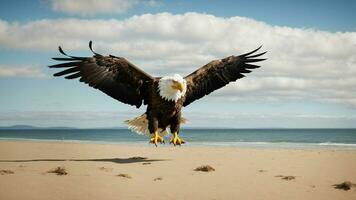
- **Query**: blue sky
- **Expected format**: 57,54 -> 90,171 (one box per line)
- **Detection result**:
0,0 -> 355,128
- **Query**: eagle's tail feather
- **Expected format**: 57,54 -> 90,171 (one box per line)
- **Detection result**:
125,114 -> 187,137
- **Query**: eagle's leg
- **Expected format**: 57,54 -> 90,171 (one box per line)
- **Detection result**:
170,132 -> 185,146
149,131 -> 164,147
148,116 -> 164,146
169,113 -> 184,146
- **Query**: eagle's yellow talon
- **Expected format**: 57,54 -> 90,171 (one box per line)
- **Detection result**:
170,132 -> 185,146
149,131 -> 164,146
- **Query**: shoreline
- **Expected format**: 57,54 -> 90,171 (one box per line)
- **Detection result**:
1,140 -> 356,200
1,138 -> 356,150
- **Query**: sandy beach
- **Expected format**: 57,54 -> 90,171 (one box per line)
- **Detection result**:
0,140 -> 355,200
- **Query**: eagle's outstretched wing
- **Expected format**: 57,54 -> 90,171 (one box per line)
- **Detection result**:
183,46 -> 266,106
49,41 -> 154,108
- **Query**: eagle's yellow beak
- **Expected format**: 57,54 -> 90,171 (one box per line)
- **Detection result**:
172,81 -> 184,92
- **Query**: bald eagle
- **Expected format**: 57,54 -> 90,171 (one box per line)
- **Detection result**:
49,41 -> 266,146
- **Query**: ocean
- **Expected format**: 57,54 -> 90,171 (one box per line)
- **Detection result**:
1,128 -> 356,149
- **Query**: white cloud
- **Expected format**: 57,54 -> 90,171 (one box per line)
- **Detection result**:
0,65 -> 47,78
0,12 -> 355,106
50,0 -> 157,16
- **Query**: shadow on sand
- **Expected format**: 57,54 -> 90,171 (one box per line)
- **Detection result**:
0,157 -> 168,164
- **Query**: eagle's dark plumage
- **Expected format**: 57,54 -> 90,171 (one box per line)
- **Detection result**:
50,41 -> 153,108
184,46 -> 266,106
49,41 -> 266,146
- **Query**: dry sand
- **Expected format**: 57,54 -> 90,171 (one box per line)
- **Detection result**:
0,140 -> 356,200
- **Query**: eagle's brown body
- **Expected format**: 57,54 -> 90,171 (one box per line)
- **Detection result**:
49,41 -> 266,146
146,79 -> 185,134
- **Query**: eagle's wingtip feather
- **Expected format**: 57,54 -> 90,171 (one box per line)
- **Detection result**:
88,40 -> 102,56
58,46 -> 66,56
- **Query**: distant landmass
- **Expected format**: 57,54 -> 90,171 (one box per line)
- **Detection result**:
0,125 -> 77,130
0,125 -> 285,130
0,125 -> 140,130
2,125 -> 339,130
0,125 -> 225,130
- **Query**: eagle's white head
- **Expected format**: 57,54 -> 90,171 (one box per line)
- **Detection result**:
158,74 -> 187,102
